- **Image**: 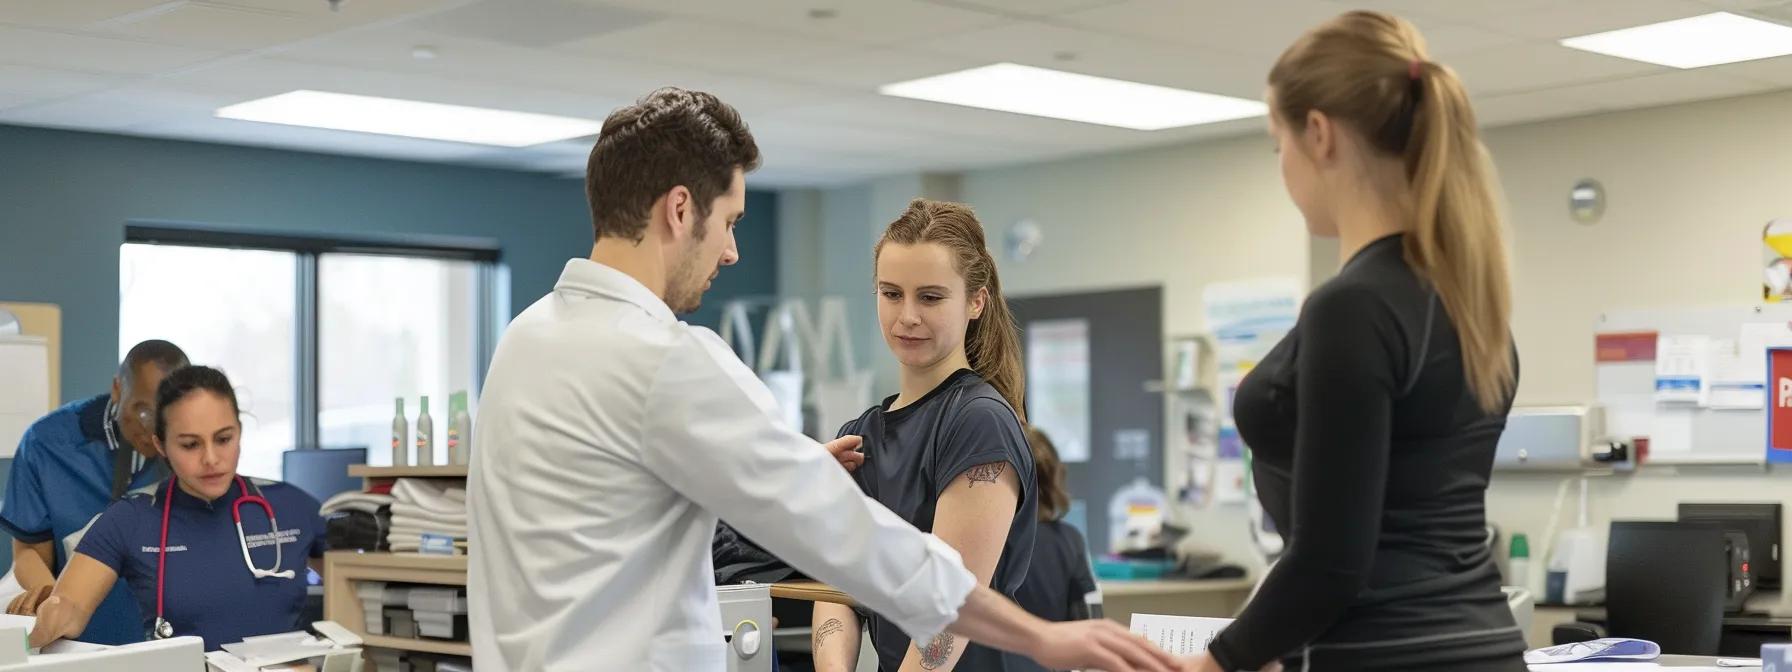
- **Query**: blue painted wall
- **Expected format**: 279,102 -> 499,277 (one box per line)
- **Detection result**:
0,124 -> 778,572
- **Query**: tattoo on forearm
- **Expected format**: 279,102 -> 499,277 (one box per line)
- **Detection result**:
813,618 -> 845,651
919,632 -> 956,669
966,462 -> 1005,487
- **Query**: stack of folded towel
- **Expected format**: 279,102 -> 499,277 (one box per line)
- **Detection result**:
388,478 -> 467,554
321,490 -> 395,552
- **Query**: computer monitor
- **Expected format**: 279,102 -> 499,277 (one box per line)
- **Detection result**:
1607,520 -> 1728,655
1679,502 -> 1782,591
282,447 -> 367,504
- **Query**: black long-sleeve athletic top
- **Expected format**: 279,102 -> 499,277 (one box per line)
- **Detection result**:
1207,234 -> 1528,671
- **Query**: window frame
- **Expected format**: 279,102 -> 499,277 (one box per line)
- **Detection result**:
123,221 -> 501,451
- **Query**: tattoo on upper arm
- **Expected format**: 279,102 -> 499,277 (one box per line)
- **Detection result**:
965,462 -> 1005,488
813,618 -> 846,651
919,632 -> 956,669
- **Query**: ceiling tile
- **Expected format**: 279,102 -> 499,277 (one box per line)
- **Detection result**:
1564,69 -> 1776,110
1402,18 -> 1528,58
1058,0 -> 1350,62
137,115 -> 496,161
1704,54 -> 1792,85
0,85 -> 228,131
1447,42 -> 1666,96
1470,0 -> 1712,40
165,56 -> 627,121
1333,0 -> 1562,23
1471,87 -> 1607,127
580,0 -> 1012,47
417,0 -> 660,47
272,25 -> 718,99
1694,0 -> 1792,9
930,0 -> 1130,17
0,64 -> 126,110
0,0 -> 176,30
774,47 -> 987,90
912,20 -> 1270,98
95,2 -> 340,51
0,25 -> 226,75
210,0 -> 460,22
557,17 -> 857,76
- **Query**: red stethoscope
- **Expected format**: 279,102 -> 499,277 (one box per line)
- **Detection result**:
150,476 -> 295,640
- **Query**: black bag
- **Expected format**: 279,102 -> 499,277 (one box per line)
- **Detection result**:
712,520 -> 805,585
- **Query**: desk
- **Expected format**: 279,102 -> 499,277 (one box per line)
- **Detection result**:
1098,578 -> 1256,626
1532,605 -> 1792,656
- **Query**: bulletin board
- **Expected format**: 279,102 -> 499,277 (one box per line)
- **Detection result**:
1595,304 -> 1792,466
0,302 -> 61,406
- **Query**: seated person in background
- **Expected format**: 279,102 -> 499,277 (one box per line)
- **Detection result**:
29,365 -> 327,651
1014,427 -> 1098,624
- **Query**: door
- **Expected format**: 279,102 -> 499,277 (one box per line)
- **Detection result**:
1010,286 -> 1164,556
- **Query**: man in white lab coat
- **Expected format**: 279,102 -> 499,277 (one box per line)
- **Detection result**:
467,88 -> 1183,672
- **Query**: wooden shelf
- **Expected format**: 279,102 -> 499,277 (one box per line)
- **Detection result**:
358,633 -> 472,657
348,465 -> 468,478
325,551 -> 471,656
770,581 -> 856,606
1096,578 -> 1257,597
326,551 -> 468,573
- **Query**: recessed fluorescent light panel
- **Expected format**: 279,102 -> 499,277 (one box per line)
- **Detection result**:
1560,12 -> 1792,69
216,90 -> 605,147
879,63 -> 1267,130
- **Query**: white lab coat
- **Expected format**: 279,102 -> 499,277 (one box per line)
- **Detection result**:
468,259 -> 976,671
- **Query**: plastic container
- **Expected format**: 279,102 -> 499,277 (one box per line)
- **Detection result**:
448,391 -> 472,466
1107,476 -> 1168,553
391,399 -> 409,467
407,587 -> 468,614
415,396 -> 435,467
1093,558 -> 1175,580
1508,532 -> 1531,589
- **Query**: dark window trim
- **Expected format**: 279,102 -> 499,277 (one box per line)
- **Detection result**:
126,221 -> 500,263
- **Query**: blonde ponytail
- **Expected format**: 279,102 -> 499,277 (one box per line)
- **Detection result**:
1269,11 -> 1515,412
1405,62 -> 1515,413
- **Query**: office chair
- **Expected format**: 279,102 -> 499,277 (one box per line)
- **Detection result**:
1559,521 -> 1728,655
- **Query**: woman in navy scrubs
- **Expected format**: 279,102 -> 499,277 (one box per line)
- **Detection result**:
30,366 -> 327,651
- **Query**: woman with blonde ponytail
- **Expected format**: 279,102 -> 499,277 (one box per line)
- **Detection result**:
1194,11 -> 1525,672
812,198 -> 1044,672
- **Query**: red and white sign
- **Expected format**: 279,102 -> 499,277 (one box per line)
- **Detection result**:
1768,348 -> 1792,463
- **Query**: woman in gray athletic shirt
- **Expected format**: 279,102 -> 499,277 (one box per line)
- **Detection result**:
811,199 -> 1042,672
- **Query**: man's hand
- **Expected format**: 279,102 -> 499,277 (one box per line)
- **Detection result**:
824,435 -> 865,472
5,585 -> 50,616
1025,619 -> 1181,672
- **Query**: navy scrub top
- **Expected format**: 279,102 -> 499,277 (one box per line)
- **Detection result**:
76,477 -> 326,650
0,394 -> 167,644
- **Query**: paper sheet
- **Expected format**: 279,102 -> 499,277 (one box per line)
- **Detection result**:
1128,613 -> 1232,656
1655,335 -> 1710,404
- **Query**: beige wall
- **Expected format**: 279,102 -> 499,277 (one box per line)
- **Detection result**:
782,89 -> 1792,582
959,133 -> 1311,336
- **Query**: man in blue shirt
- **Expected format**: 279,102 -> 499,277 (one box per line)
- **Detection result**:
0,340 -> 188,643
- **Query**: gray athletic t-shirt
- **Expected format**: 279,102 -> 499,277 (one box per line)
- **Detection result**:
838,368 -> 1041,672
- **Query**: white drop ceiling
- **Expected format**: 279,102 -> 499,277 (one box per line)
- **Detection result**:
1,0 -> 1789,186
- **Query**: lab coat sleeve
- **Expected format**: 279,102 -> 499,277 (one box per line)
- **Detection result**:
641,329 -> 977,643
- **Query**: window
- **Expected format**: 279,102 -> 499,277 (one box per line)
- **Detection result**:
120,227 -> 500,480
319,254 -> 480,466
119,244 -> 298,479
